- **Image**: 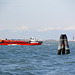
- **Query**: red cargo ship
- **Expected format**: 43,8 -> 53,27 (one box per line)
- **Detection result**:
0,37 -> 43,45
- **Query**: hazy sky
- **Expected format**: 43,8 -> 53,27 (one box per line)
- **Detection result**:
0,0 -> 75,40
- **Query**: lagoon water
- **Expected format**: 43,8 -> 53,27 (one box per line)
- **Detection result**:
0,41 -> 75,75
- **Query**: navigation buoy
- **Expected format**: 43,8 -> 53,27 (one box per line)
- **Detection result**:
58,34 -> 70,54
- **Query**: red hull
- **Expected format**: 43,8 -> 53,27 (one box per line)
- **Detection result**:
0,43 -> 42,45
0,40 -> 42,45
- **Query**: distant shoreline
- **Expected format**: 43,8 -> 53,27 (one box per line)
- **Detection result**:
43,40 -> 75,42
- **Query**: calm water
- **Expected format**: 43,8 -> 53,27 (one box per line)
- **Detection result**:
0,41 -> 75,75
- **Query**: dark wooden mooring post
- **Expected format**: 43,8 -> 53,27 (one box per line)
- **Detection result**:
64,35 -> 70,54
58,34 -> 70,54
